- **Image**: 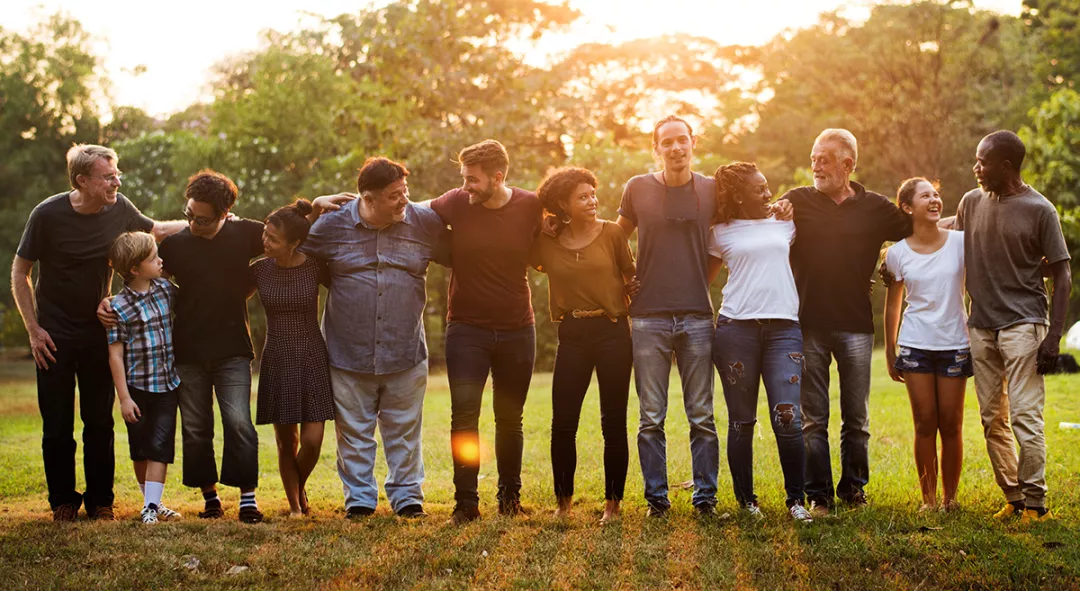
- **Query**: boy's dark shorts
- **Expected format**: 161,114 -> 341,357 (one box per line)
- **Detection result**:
125,386 -> 179,463
894,346 -> 974,378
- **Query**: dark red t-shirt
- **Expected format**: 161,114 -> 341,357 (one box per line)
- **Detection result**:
430,187 -> 542,330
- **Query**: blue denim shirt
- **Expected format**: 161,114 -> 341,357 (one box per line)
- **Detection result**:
301,200 -> 448,375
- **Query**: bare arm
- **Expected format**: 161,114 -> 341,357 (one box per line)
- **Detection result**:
884,280 -> 906,383
108,341 -> 139,423
1038,259 -> 1072,374
11,255 -> 56,369
616,215 -> 636,238
152,220 -> 187,242
707,256 -> 724,285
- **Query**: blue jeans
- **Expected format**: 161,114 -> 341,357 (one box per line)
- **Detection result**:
330,361 -> 427,512
176,357 -> 259,490
801,329 -> 874,506
713,316 -> 805,507
632,313 -> 718,509
446,322 -> 536,507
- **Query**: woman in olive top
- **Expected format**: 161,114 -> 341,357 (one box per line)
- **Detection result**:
532,167 -> 636,524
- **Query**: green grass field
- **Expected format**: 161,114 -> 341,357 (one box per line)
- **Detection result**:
1,352 -> 1079,590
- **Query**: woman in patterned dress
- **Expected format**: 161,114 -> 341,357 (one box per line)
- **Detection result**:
252,199 -> 334,517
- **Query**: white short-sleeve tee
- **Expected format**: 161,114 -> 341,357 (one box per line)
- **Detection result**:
884,230 -> 969,350
708,218 -> 799,321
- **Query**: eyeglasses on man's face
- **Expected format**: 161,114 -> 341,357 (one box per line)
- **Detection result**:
182,208 -> 219,227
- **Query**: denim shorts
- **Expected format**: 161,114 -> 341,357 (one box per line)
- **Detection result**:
125,386 -> 179,463
894,346 -> 974,378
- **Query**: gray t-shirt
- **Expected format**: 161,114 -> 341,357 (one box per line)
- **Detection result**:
618,172 -> 716,316
955,186 -> 1070,330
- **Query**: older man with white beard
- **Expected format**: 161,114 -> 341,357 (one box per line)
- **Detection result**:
780,129 -> 911,517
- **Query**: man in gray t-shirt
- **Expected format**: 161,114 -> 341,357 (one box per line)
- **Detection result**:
616,115 -> 719,516
954,130 -> 1071,522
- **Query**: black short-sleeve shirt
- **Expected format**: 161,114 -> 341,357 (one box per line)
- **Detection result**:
159,219 -> 265,364
16,192 -> 154,342
782,182 -> 912,333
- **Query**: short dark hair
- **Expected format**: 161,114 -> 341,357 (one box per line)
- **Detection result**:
652,115 -> 694,147
713,162 -> 759,224
982,130 -> 1026,172
536,167 -> 598,233
457,140 -> 509,177
185,169 -> 238,215
896,177 -> 939,212
357,157 -> 409,194
265,199 -> 314,245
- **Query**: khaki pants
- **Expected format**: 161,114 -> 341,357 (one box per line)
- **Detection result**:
969,324 -> 1048,507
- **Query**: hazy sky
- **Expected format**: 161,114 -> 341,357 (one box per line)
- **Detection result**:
5,0 -> 1023,116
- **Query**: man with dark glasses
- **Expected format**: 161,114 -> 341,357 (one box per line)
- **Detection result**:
615,115 -> 720,518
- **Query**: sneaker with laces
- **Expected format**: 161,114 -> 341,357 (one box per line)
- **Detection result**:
198,502 -> 225,519
396,504 -> 428,519
846,491 -> 868,508
1020,508 -> 1053,524
141,506 -> 159,524
646,503 -> 669,519
694,503 -> 717,519
87,505 -> 115,521
992,501 -> 1024,520
52,503 -> 80,523
498,499 -> 530,517
156,504 -> 182,521
743,502 -> 764,520
345,506 -> 375,520
789,503 -> 813,523
448,504 -> 481,525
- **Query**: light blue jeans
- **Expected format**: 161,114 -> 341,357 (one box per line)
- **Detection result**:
632,313 -> 719,509
330,360 -> 428,512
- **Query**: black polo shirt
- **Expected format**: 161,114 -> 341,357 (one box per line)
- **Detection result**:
782,182 -> 911,333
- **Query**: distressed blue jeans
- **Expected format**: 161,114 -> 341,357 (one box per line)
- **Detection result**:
713,316 -> 806,507
632,313 -> 718,509
801,328 -> 874,506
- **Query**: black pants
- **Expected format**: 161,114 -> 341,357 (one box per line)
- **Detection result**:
551,316 -> 632,500
38,337 -> 115,510
447,322 -> 535,507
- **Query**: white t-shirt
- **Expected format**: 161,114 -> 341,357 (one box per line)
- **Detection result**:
708,219 -> 799,321
884,230 -> 969,350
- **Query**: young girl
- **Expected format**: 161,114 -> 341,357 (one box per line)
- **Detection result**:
883,178 -> 970,512
708,162 -> 812,523
252,200 -> 334,517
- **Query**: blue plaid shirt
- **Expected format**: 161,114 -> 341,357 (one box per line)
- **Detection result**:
106,278 -> 181,393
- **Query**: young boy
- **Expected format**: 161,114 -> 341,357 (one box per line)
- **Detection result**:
106,231 -> 183,524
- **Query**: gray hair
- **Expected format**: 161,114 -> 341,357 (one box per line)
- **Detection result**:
67,144 -> 118,190
813,129 -> 858,169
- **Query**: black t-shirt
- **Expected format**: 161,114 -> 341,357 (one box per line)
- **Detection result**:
782,183 -> 911,333
16,192 -> 154,342
159,219 -> 265,364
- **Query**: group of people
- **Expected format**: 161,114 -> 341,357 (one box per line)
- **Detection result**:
13,117 -> 1068,527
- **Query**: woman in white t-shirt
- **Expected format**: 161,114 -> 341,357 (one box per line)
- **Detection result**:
708,162 -> 813,523
883,177 -> 971,513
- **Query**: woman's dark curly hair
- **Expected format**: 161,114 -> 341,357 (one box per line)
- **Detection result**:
713,162 -> 760,224
536,167 -> 598,234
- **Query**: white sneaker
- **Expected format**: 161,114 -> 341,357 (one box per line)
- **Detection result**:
141,506 -> 159,524
156,504 -> 182,521
743,502 -> 764,520
789,503 -> 813,523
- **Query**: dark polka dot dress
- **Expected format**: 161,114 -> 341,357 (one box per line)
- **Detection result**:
252,256 -> 334,425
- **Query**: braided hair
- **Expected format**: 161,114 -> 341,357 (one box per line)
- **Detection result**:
713,162 -> 760,225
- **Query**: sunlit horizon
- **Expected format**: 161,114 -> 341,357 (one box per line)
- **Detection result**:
5,0 -> 1023,117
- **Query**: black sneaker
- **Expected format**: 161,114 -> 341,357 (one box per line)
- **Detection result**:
647,503 -> 669,518
448,504 -> 481,525
198,500 -> 224,519
846,491 -> 868,508
694,503 -> 717,519
345,506 -> 375,520
396,504 -> 428,519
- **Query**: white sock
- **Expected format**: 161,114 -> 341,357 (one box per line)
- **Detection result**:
239,491 -> 257,509
144,481 -> 165,510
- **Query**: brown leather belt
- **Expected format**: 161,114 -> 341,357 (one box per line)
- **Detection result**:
569,309 -> 618,322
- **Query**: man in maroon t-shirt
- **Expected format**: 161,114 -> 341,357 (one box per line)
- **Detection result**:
430,140 -> 542,525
